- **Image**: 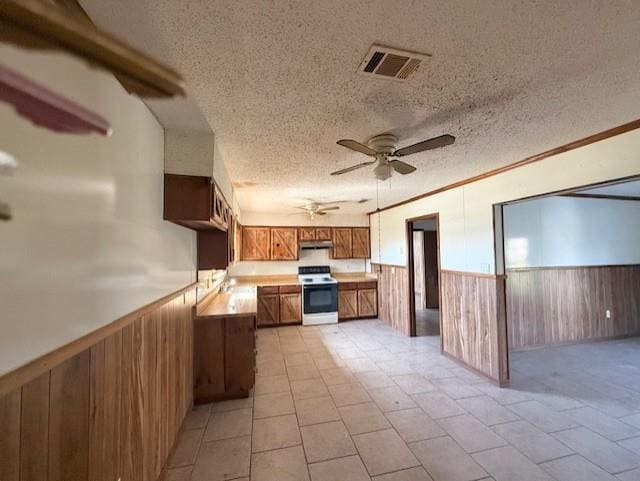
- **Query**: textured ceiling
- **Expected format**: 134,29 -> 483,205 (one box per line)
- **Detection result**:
81,0 -> 640,214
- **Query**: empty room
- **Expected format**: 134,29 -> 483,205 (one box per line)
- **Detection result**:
1,1 -> 640,481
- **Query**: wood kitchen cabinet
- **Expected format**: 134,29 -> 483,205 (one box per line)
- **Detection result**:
271,228 -> 299,260
242,227 -> 271,260
299,227 -> 316,241
257,287 -> 279,326
331,228 -> 353,259
315,227 -> 332,240
338,281 -> 378,320
279,287 -> 302,324
193,315 -> 256,404
352,227 -> 371,258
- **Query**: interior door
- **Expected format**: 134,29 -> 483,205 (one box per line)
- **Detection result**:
424,230 -> 439,308
412,230 -> 426,310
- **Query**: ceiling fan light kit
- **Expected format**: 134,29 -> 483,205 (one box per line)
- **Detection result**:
331,133 -> 455,181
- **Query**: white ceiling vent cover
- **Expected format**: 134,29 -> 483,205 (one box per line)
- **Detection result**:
357,45 -> 431,81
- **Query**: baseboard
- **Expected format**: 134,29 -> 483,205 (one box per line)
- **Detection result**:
442,351 -> 508,387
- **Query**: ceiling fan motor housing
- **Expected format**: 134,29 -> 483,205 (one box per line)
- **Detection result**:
367,133 -> 398,154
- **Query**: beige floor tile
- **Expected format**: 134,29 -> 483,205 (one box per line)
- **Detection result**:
345,357 -> 380,373
409,436 -> 487,481
339,402 -> 391,435
565,406 -> 640,441
210,396 -> 254,413
391,374 -> 436,395
183,405 -> 211,430
329,383 -> 372,407
291,378 -> 330,400
356,370 -> 396,389
254,374 -> 290,395
411,391 -> 465,419
251,445 -> 310,481
308,455 -> 371,481
457,395 -> 521,426
295,396 -> 341,426
320,366 -> 357,385
385,408 -> 445,443
368,386 -> 418,412
541,454 -> 617,481
191,436 -> 251,481
204,408 -> 252,442
165,466 -> 193,481
254,391 -> 295,419
507,400 -> 578,433
472,446 -> 554,481
256,359 -> 287,377
492,420 -> 574,464
437,414 -> 507,453
285,352 -> 316,367
616,468 -> 640,481
372,466 -> 434,481
301,420 -> 357,463
168,428 -> 204,467
287,363 -> 322,381
313,355 -> 347,370
252,414 -> 302,452
354,428 -> 420,476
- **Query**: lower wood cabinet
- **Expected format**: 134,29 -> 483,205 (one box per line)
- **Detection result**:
338,281 -> 378,320
193,315 -> 256,404
257,285 -> 302,327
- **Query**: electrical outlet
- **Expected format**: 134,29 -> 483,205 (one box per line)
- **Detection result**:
606,309 -> 611,319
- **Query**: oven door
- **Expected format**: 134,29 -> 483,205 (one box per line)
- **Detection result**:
302,283 -> 338,314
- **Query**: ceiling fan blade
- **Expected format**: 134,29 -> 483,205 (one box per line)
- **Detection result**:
319,206 -> 340,212
317,211 -> 328,216
330,161 -> 375,176
389,160 -> 417,175
336,139 -> 377,157
357,198 -> 370,204
394,134 -> 455,157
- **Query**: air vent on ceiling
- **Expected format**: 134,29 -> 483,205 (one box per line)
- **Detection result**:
357,45 -> 431,82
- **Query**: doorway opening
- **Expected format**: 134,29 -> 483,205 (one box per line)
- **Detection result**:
407,214 -> 442,342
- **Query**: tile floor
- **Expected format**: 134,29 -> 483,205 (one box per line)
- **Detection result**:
165,320 -> 640,481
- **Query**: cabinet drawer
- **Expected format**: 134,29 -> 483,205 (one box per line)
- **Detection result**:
258,285 -> 279,295
338,282 -> 358,291
279,284 -> 301,294
357,281 -> 377,290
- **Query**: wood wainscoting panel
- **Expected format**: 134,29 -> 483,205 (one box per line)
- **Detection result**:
0,285 -> 196,481
506,265 -> 640,350
373,264 -> 410,335
441,270 -> 508,385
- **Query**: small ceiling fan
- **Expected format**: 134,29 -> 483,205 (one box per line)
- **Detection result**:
293,198 -> 369,220
331,133 -> 455,181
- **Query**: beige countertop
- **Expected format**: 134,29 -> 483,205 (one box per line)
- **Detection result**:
195,286 -> 257,318
230,272 -> 377,287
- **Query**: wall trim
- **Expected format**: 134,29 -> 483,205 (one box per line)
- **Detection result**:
441,269 -> 502,279
506,264 -> 640,272
0,282 -> 197,398
510,332 -> 640,353
368,118 -> 640,215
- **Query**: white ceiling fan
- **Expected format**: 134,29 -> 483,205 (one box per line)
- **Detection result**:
293,198 -> 369,220
331,133 -> 455,181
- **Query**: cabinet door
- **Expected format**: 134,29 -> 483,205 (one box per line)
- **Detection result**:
331,228 -> 353,259
298,227 -> 316,241
357,288 -> 378,318
271,228 -> 298,260
257,293 -> 279,326
242,227 -> 271,260
338,290 -> 358,320
279,293 -> 302,324
352,227 -> 371,258
315,227 -> 331,240
224,316 -> 256,395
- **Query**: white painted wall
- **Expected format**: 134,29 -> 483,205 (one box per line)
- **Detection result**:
371,128 -> 640,272
503,196 -> 640,268
0,46 -> 196,377
229,212 -> 370,276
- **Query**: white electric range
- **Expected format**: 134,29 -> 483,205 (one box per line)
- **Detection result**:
298,266 -> 338,325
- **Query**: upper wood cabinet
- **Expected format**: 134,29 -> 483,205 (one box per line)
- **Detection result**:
299,227 -> 316,241
315,228 -> 332,241
271,228 -> 298,260
242,227 -> 271,260
352,228 -> 371,259
331,228 -> 353,259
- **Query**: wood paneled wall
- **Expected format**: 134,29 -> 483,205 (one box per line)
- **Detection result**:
441,270 -> 509,385
373,264 -> 411,335
0,287 -> 196,481
506,265 -> 640,350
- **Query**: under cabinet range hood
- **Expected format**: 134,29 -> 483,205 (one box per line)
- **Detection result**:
300,240 -> 334,250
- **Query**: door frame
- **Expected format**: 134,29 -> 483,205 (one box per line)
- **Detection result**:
406,213 -> 442,350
